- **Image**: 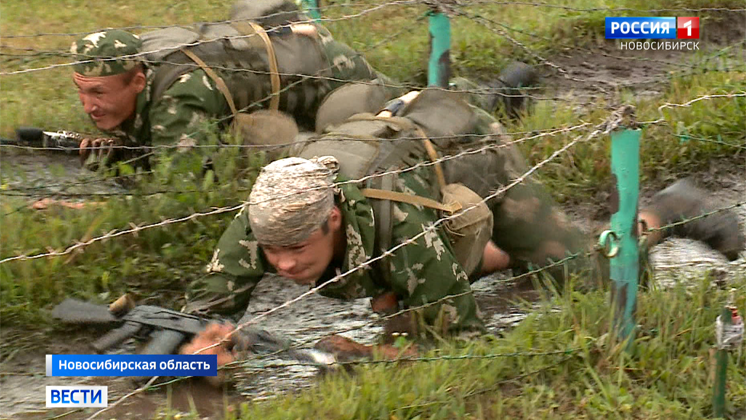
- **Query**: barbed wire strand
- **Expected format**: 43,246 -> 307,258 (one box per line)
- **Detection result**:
1,0 -> 426,40
191,108 -> 617,358
0,122 -> 593,263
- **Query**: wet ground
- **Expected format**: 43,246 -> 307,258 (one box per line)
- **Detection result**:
2,170 -> 743,419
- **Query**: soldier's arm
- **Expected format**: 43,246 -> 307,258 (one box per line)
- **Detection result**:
184,206 -> 269,319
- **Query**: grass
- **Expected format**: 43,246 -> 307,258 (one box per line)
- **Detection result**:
1,0 -> 745,418
156,274 -> 745,420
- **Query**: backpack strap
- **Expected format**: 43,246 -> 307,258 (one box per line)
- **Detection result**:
364,170 -> 394,290
350,109 -> 447,190
231,21 -> 281,111
180,48 -> 239,116
418,129 -> 446,190
361,188 -> 460,213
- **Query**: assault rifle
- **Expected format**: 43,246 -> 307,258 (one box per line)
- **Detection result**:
1,127 -> 82,153
51,296 -> 336,367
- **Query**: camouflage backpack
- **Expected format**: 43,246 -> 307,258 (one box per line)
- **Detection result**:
138,0 -> 334,129
293,87 -> 494,276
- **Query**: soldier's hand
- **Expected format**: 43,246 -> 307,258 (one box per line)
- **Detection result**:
79,137 -> 119,171
179,322 -> 237,367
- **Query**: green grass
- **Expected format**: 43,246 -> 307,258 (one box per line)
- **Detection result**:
149,274 -> 745,420
1,0 -> 745,417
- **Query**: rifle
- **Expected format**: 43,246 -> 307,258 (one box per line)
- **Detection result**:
1,127 -> 82,153
51,296 -> 337,367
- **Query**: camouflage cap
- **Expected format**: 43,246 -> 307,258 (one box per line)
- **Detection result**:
248,156 -> 340,247
70,30 -> 142,77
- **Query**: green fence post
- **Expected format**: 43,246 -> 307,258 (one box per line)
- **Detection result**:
712,305 -> 731,418
606,128 -> 641,347
299,0 -> 321,21
713,290 -> 743,418
427,10 -> 450,88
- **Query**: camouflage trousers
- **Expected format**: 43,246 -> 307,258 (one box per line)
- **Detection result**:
442,137 -> 614,287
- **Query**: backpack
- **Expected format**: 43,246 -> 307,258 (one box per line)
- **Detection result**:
292,88 -> 494,276
138,0 -> 333,130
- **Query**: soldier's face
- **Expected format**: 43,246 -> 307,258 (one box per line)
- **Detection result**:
73,70 -> 146,131
261,207 -> 343,286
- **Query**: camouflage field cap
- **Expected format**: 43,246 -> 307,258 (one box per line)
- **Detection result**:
70,30 -> 142,77
248,156 -> 340,246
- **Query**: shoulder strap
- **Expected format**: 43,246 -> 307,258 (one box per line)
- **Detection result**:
231,21 -> 281,111
361,188 -> 460,213
180,48 -> 239,116
350,113 -> 447,190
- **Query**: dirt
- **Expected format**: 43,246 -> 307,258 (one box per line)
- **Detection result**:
541,10 -> 746,106
2,12 -> 745,419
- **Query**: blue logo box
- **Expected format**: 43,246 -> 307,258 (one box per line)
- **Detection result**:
46,354 -> 218,377
605,17 -> 676,39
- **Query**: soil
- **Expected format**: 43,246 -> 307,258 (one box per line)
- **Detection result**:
541,10 -> 746,106
1,11 -> 745,419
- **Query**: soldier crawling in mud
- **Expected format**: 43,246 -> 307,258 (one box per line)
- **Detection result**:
69,0 -> 392,174
179,85 -> 745,364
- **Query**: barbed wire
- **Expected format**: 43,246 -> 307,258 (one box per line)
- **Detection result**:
657,92 -> 746,114
4,2 -> 745,417
193,108 -> 620,357
457,1 -> 746,13
0,122 -> 593,264
0,94 -> 736,265
0,125 -> 583,154
1,0 -> 425,40
0,203 -> 243,264
3,0 -> 743,41
452,8 -> 610,95
2,90 -> 741,263
645,199 -> 746,235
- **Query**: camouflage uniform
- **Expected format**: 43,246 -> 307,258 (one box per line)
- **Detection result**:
187,86 -> 746,340
185,89 -> 596,335
186,167 -> 483,333
70,2 -> 387,169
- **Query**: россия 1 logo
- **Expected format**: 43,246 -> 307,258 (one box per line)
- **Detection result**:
677,17 -> 699,39
605,17 -> 700,39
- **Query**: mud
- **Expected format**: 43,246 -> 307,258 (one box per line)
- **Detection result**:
542,10 -> 746,106
0,150 -> 129,210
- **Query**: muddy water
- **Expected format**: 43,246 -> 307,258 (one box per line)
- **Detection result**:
1,151 -> 744,419
0,151 -> 129,200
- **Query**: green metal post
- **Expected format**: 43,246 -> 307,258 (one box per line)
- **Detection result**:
300,0 -> 321,21
608,128 -> 641,346
712,306 -> 731,418
427,11 -> 451,88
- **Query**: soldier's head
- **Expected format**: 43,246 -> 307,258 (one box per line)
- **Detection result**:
70,30 -> 146,131
248,156 -> 345,285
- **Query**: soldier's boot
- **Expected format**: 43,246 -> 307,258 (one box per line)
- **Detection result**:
642,178 -> 744,261
450,61 -> 539,119
488,61 -> 540,119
